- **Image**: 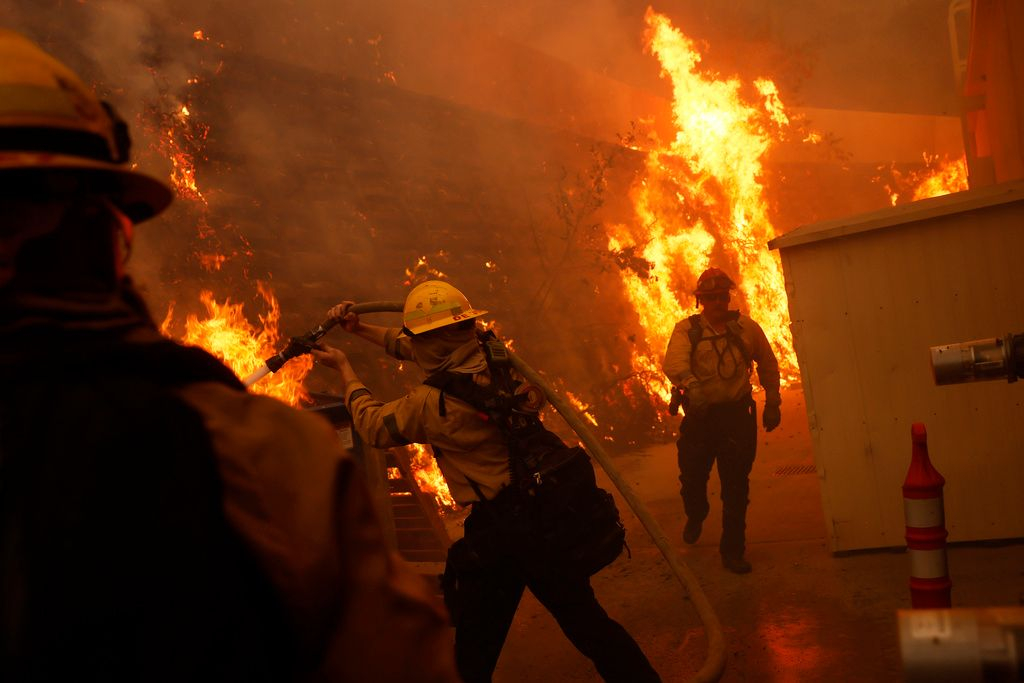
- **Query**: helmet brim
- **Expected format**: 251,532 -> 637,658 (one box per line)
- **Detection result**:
0,152 -> 173,223
404,308 -> 488,335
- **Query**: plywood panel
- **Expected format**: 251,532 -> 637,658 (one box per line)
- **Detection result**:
780,193 -> 1024,551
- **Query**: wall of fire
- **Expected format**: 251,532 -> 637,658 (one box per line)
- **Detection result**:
6,1 -> 975,449
124,34 -> 963,448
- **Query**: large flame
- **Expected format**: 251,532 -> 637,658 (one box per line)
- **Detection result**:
406,444 -> 457,510
162,283 -> 313,406
152,39 -> 310,407
608,9 -> 799,407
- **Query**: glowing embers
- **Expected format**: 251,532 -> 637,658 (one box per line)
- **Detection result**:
161,283 -> 312,407
406,443 -> 457,510
607,9 -> 800,409
161,102 -> 208,205
404,253 -> 449,286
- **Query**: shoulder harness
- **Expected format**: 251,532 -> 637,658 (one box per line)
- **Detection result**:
687,311 -> 752,368
422,329 -> 551,491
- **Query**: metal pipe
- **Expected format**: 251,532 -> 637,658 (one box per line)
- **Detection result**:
930,332 -> 1024,385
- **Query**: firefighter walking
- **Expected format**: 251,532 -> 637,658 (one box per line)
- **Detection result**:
662,268 -> 781,574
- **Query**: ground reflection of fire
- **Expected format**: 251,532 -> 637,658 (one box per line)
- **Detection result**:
608,9 -> 801,410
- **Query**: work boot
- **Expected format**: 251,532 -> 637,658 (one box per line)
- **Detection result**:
721,555 -> 752,574
682,518 -> 703,545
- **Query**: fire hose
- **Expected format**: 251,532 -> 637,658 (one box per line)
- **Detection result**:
247,301 -> 726,683
241,301 -> 400,387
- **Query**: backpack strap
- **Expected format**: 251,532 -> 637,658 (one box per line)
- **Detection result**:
424,370 -> 500,421
686,314 -> 703,368
687,312 -> 751,369
724,312 -> 752,367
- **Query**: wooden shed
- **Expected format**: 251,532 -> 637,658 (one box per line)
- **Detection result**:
768,179 -> 1024,552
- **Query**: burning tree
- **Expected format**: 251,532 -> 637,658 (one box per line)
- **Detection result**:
604,9 -> 802,426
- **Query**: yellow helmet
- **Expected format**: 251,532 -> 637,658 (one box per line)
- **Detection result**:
403,280 -> 487,335
0,30 -> 172,222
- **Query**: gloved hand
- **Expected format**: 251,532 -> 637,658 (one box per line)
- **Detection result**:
327,301 -> 360,332
683,382 -> 709,416
762,402 -> 781,432
310,343 -> 350,371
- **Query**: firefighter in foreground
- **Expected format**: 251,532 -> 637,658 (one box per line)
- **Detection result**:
663,268 -> 781,574
313,281 -> 660,683
0,30 -> 458,682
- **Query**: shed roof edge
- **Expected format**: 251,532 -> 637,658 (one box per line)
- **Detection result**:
768,179 -> 1024,251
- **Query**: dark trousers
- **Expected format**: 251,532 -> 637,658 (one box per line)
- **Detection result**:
445,505 -> 660,683
676,395 -> 757,559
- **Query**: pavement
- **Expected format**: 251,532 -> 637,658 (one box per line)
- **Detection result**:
489,385 -> 1024,682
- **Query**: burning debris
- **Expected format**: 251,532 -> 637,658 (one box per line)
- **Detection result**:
881,153 -> 970,206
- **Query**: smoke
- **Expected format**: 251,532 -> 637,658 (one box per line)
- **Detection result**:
1,0 -> 961,442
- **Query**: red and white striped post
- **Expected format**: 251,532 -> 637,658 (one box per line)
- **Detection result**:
902,423 -> 952,608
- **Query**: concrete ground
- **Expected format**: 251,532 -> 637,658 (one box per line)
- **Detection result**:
486,385 -> 1024,682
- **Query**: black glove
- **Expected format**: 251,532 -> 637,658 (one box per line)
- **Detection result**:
762,403 -> 781,432
683,383 -> 709,417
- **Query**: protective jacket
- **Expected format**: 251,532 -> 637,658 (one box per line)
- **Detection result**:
663,312 -> 780,404
0,287 -> 458,683
345,327 -> 511,504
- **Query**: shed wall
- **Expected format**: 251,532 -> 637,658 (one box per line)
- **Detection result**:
780,196 -> 1024,551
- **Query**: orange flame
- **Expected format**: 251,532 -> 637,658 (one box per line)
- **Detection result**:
161,102 -> 208,205
911,155 -> 968,200
403,252 -> 449,286
565,390 -> 599,426
884,153 -> 969,205
406,443 -> 457,510
608,9 -> 799,407
148,37 -> 309,408
163,283 -> 312,407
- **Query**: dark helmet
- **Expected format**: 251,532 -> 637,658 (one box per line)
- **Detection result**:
693,267 -> 736,296
0,30 -> 173,223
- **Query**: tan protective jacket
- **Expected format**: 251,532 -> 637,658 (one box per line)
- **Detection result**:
344,328 -> 511,505
662,312 -> 781,404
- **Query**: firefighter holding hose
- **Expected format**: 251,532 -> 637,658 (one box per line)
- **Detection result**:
313,281 -> 660,683
663,267 -> 781,574
0,30 -> 457,682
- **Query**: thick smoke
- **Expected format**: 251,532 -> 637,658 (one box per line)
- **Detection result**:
2,0 -> 959,443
